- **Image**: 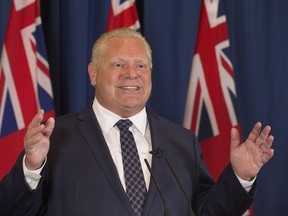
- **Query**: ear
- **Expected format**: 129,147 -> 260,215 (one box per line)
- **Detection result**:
88,63 -> 97,86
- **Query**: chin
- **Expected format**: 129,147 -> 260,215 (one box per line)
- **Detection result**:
122,102 -> 145,112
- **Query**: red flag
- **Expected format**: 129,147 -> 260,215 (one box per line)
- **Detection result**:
107,0 -> 140,31
184,0 -> 253,215
0,0 -> 54,179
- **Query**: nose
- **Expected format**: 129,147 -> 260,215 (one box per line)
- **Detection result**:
125,65 -> 138,78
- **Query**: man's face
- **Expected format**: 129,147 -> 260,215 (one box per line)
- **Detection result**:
88,37 -> 152,117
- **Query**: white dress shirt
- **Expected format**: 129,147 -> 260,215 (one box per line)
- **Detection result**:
93,98 -> 152,190
23,97 -> 254,192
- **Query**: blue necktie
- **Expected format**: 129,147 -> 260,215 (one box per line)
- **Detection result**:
116,119 -> 147,215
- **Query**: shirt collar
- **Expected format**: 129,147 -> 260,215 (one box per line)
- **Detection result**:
92,98 -> 148,135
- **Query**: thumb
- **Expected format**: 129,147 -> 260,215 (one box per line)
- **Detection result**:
43,117 -> 55,138
230,127 -> 240,151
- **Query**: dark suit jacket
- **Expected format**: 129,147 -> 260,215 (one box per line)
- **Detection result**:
0,107 -> 254,216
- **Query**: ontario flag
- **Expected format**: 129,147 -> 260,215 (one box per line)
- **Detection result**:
183,0 -> 253,215
0,0 -> 54,179
107,0 -> 140,31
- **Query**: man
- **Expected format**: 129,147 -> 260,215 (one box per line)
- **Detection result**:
0,28 -> 274,216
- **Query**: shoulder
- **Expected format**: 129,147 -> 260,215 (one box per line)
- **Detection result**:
54,107 -> 94,126
147,109 -> 197,139
51,107 -> 97,139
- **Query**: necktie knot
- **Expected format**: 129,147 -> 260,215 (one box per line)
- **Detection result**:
116,119 -> 132,131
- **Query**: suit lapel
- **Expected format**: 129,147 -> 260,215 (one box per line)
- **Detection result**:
143,110 -> 168,215
74,108 -> 169,215
76,108 -> 134,214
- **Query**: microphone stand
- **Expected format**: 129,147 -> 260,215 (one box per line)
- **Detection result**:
144,159 -> 169,216
165,158 -> 195,216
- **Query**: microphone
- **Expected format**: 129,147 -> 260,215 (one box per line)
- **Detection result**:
165,158 -> 195,216
149,148 -> 163,158
144,159 -> 169,216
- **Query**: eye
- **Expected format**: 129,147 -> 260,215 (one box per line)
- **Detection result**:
136,63 -> 147,69
110,62 -> 124,69
115,63 -> 124,68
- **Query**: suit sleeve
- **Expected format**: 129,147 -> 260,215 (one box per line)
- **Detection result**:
0,152 -> 46,216
192,134 -> 255,216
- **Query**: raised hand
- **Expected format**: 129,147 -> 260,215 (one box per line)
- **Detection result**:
24,109 -> 55,170
230,122 -> 274,181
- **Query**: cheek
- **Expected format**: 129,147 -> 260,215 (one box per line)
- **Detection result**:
96,73 -> 112,85
99,75 -> 118,93
143,73 -> 152,87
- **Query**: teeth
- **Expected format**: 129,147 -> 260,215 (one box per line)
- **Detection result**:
122,86 -> 139,90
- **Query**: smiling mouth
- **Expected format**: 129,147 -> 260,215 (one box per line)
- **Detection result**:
119,86 -> 140,90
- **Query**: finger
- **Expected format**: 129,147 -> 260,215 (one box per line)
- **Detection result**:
255,125 -> 271,146
25,121 -> 45,142
25,133 -> 43,150
230,127 -> 240,151
266,148 -> 274,158
27,109 -> 44,129
266,135 -> 274,148
261,148 -> 274,162
24,110 -> 45,147
260,135 -> 274,153
42,117 -> 55,138
247,122 -> 262,142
